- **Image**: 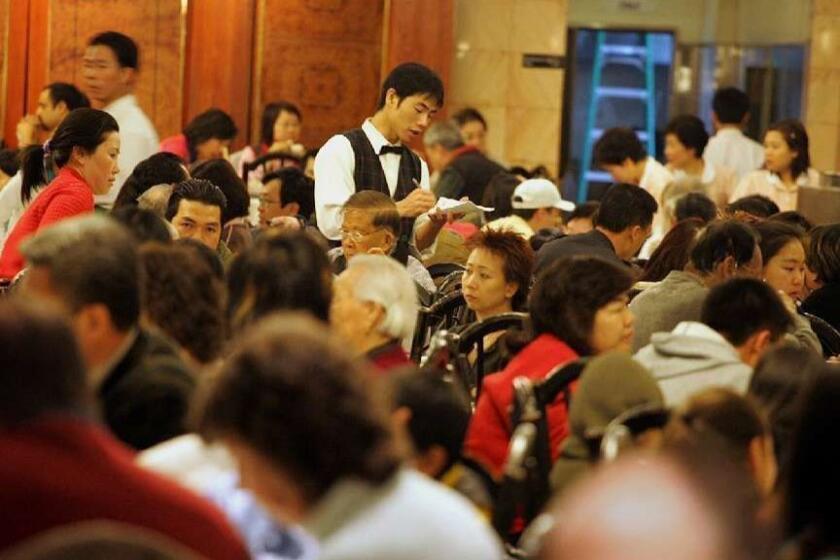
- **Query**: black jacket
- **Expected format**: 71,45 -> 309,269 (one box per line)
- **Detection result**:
535,229 -> 623,273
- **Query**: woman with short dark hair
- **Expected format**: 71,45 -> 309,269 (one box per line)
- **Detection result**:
159,108 -> 238,166
464,255 -> 636,477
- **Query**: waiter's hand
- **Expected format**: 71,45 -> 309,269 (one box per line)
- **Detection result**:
396,188 -> 436,218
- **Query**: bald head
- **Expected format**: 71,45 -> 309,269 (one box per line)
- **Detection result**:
542,453 -> 731,560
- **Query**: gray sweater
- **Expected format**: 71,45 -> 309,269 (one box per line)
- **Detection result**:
629,270 -> 708,352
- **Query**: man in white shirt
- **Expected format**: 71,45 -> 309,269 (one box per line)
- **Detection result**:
82,31 -> 159,208
315,63 -> 443,250
703,87 -> 764,181
594,127 -> 673,243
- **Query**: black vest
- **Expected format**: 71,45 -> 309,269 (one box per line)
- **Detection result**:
342,128 -> 422,200
342,128 -> 423,265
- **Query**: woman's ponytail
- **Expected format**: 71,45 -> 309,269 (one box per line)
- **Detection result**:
20,144 -> 50,204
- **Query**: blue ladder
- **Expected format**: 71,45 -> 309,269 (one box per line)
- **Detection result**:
577,31 -> 657,203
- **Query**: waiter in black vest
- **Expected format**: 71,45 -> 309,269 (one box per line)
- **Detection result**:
315,63 -> 447,253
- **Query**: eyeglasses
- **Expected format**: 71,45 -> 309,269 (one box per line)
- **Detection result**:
339,228 -> 384,243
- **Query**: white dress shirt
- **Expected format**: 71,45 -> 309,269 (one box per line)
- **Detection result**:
703,128 -> 765,182
98,94 -> 159,207
314,119 -> 430,240
730,168 -> 821,212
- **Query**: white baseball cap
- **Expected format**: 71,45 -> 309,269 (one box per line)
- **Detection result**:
511,178 -> 575,211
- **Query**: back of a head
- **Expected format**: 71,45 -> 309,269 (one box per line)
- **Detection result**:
391,369 -> 471,474
0,299 -> 88,426
377,62 -> 444,109
769,211 -> 813,232
713,87 -> 750,124
423,120 -> 464,150
139,243 -> 225,364
641,218 -> 704,283
594,127 -> 646,166
183,108 -> 238,154
785,363 -> 840,557
666,388 -> 768,465
110,206 -> 172,244
343,190 -> 401,235
483,171 -> 521,220
89,31 -> 139,69
595,183 -> 658,233
0,149 -> 19,177
195,313 -> 399,503
21,215 -> 140,331
689,219 -> 757,274
675,192 -> 716,224
46,82 -> 91,111
727,195 -> 780,221
701,277 -> 792,346
263,167 -> 315,219
806,224 -> 840,284
568,201 -> 600,223
165,179 -> 227,221
530,256 -> 634,355
113,152 -> 189,209
227,232 -> 332,329
191,158 -> 250,223
346,254 -> 418,341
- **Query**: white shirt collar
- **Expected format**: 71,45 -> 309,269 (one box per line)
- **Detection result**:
361,119 -> 400,154
716,128 -> 746,138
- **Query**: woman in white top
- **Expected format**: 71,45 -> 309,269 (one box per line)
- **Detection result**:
664,114 -> 737,208
731,119 -> 819,212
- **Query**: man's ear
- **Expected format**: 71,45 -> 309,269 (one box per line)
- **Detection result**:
716,255 -> 738,278
76,303 -> 113,338
56,100 -> 70,116
119,66 -> 135,87
280,202 -> 300,217
69,145 -> 89,167
382,230 -> 396,253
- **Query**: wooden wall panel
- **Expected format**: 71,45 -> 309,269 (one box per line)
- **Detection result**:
254,0 -> 384,150
183,0 -> 256,149
46,0 -> 185,139
0,0 -> 9,145
2,0 -> 30,147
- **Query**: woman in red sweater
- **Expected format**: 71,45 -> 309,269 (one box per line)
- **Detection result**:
0,108 -> 119,279
464,256 -> 636,478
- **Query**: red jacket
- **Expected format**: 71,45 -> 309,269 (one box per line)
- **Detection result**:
0,167 -> 94,279
367,340 -> 412,374
464,334 -> 579,478
0,416 -> 249,560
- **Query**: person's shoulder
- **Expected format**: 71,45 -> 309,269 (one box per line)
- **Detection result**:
316,134 -> 353,160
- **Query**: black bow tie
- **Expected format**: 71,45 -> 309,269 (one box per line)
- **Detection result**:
379,145 -> 403,155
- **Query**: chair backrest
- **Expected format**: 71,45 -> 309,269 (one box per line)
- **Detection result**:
493,359 -> 587,543
410,290 -> 468,362
241,151 -> 303,183
436,269 -> 464,298
454,312 -> 529,402
801,311 -> 840,358
427,262 -> 465,283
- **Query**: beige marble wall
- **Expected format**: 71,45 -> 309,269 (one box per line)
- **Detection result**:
806,0 -> 840,172
450,0 -> 567,176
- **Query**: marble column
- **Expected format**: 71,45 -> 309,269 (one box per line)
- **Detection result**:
806,0 -> 840,172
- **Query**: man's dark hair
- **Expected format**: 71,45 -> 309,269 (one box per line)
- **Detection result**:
594,127 -> 646,166
227,232 -> 332,329
482,172 -> 521,220
767,119 -> 811,179
194,313 -> 400,503
769,211 -> 814,232
45,82 -> 91,111
0,149 -> 19,177
88,31 -> 139,70
595,183 -> 658,233
807,224 -> 840,284
259,101 -> 302,147
110,207 -> 172,244
165,179 -> 227,222
665,115 -> 709,158
182,108 -> 238,161
0,299 -> 89,426
701,278 -> 793,346
140,243 -> 225,364
377,62 -> 444,110
712,87 -> 751,125
567,200 -> 600,222
690,220 -> 758,274
391,369 -> 470,477
191,159 -> 250,223
113,152 -> 189,209
263,167 -> 315,219
727,195 -> 780,220
675,192 -> 717,224
530,256 -> 634,355
21,216 -> 140,331
451,107 -> 486,128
